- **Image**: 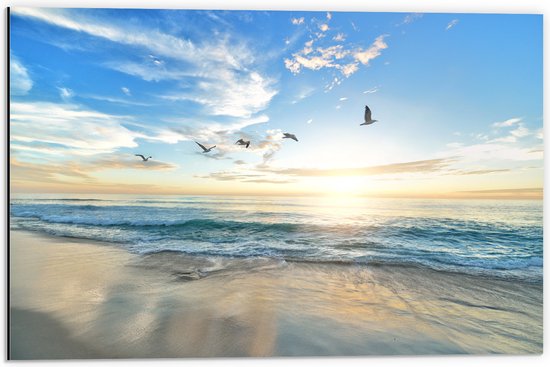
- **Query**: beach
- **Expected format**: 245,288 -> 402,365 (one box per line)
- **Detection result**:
9,229 -> 543,359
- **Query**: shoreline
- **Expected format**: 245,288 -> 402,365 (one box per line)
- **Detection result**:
9,229 -> 543,359
9,228 -> 543,285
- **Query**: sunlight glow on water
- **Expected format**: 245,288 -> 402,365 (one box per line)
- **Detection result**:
10,194 -> 543,282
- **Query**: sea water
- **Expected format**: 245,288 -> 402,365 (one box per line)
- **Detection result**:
9,194 -> 543,282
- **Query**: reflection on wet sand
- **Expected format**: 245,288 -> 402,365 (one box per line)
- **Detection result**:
9,230 -> 542,359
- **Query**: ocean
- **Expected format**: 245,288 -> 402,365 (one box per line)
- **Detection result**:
9,194 -> 543,283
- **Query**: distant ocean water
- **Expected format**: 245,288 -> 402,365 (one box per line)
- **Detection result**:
9,195 -> 543,282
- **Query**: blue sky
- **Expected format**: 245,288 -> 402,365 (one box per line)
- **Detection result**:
9,8 -> 543,197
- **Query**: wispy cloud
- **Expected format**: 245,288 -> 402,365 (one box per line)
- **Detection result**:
57,87 -> 74,101
263,158 -> 456,177
454,187 -> 542,199
492,117 -> 522,128
12,7 -> 278,119
291,17 -> 304,25
9,101 -> 180,157
353,35 -> 389,66
452,168 -> 511,175
285,35 -> 388,79
445,139 -> 541,163
197,171 -> 295,184
446,19 -> 459,31
10,53 -> 33,96
397,13 -> 423,26
489,117 -> 531,143
82,94 -> 152,106
290,86 -> 315,104
283,12 -> 388,82
10,157 -> 179,194
160,72 -> 277,118
363,86 -> 380,94
121,87 -> 131,96
333,33 -> 346,42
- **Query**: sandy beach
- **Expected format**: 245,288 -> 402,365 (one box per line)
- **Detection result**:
9,230 -> 543,359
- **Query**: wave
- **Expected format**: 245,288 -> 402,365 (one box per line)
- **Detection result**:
13,198 -> 111,202
10,214 -> 304,232
133,249 -> 543,283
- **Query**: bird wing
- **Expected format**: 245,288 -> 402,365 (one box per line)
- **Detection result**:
293,135 -> 298,141
135,154 -> 145,160
236,139 -> 243,144
195,141 -> 207,151
246,141 -> 250,148
283,133 -> 290,138
365,106 -> 372,122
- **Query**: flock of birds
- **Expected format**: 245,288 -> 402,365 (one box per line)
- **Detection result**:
135,105 -> 378,161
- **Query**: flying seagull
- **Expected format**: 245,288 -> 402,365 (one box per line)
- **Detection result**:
283,133 -> 298,142
195,141 -> 216,153
135,154 -> 152,161
360,105 -> 378,126
235,139 -> 251,148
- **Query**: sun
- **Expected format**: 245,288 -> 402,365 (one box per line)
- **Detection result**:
320,176 -> 365,196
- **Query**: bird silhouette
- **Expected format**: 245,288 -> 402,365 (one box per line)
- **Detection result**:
360,105 -> 378,126
236,139 -> 251,148
195,141 -> 216,153
282,133 -> 298,142
135,154 -> 152,161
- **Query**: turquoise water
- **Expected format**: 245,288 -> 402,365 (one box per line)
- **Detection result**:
9,194 -> 543,282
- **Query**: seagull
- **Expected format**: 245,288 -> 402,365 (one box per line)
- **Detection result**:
235,139 -> 250,148
135,154 -> 152,161
195,141 -> 216,153
360,105 -> 378,126
283,133 -> 298,142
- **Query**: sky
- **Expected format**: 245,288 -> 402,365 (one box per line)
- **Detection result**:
9,8 -> 543,198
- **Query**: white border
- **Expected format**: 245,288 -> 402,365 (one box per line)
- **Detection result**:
1,1 -> 547,366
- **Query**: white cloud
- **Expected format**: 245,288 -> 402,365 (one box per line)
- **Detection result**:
285,12 -> 388,79
291,17 -> 304,25
363,86 -> 380,94
446,142 -> 541,162
307,119 -> 313,124
83,94 -> 151,106
12,8 -> 277,119
492,117 -> 522,128
10,102 -> 139,156
10,54 -> 33,96
510,125 -> 530,138
57,87 -> 74,100
285,35 -> 387,78
341,63 -> 359,77
105,61 -> 188,82
489,117 -> 531,143
353,35 -> 388,65
121,87 -> 131,96
398,13 -> 423,26
339,97 -> 348,101
333,33 -> 346,42
160,71 -> 277,118
446,19 -> 459,31
291,86 -> 315,104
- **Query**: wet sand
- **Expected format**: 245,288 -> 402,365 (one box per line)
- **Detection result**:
9,230 -> 543,359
